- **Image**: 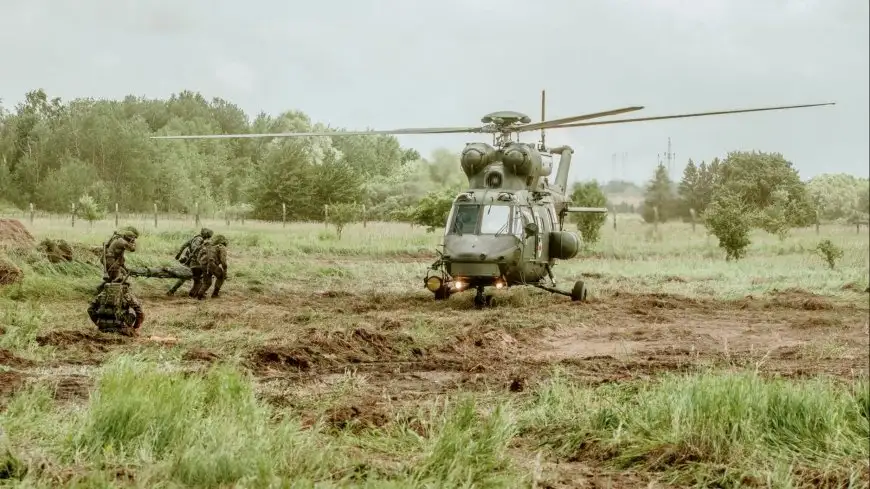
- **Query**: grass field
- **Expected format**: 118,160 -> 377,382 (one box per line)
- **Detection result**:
1,214 -> 868,488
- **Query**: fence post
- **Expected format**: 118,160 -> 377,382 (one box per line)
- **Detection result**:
689,208 -> 696,233
71,202 -> 76,228
195,202 -> 201,226
153,202 -> 158,228
29,203 -> 34,224
114,203 -> 119,227
282,203 -> 287,228
612,212 -> 617,231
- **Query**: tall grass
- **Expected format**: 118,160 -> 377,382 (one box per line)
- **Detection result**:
521,368 -> 870,487
1,355 -> 524,487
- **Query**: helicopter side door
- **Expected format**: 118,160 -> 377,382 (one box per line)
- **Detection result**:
518,207 -> 536,262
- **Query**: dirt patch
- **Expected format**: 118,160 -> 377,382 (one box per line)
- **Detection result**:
614,292 -> 711,312
249,327 -> 421,372
182,348 -> 220,363
768,288 -> 835,310
791,316 -> 844,329
0,371 -> 26,405
325,400 -> 391,432
0,255 -> 23,285
0,219 -> 34,250
53,375 -> 91,402
0,349 -> 34,368
36,330 -> 130,353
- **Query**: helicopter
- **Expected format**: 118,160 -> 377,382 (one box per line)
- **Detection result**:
150,92 -> 835,307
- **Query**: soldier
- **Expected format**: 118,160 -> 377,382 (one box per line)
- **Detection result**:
167,227 -> 213,296
97,226 -> 139,293
87,279 -> 144,336
192,234 -> 228,299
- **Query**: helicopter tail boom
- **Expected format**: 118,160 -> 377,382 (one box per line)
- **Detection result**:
549,145 -> 574,194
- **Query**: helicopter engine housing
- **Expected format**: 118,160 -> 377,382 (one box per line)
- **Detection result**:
502,143 -> 550,177
548,231 -> 581,260
460,142 -> 497,178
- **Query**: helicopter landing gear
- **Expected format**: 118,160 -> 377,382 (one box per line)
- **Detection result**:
434,285 -> 450,300
473,286 -> 495,308
570,280 -> 588,302
531,279 -> 589,302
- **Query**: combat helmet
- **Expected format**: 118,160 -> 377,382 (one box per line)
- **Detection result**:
212,234 -> 228,246
200,228 -> 214,239
119,226 -> 139,240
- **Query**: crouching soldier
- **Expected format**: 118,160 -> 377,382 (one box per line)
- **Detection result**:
87,280 -> 144,336
167,227 -> 213,296
192,234 -> 228,299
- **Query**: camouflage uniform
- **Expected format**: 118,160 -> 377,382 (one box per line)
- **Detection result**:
167,228 -> 213,296
97,226 -> 139,293
87,281 -> 144,336
191,234 -> 228,299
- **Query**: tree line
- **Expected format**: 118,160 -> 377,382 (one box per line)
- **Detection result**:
0,89 -> 466,223
2,89 -> 866,253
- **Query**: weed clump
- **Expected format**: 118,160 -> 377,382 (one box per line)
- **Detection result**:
814,239 -> 844,269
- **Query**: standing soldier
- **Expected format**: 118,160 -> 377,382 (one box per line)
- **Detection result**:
97,226 -> 139,292
192,234 -> 228,299
167,227 -> 213,296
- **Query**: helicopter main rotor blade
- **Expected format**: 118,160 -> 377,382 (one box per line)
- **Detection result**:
549,102 -> 835,129
515,106 -> 645,132
150,126 -> 484,140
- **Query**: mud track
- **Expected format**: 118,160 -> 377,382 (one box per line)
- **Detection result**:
4,288 -> 866,412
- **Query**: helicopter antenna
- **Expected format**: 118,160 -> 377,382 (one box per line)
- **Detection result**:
540,89 -> 546,148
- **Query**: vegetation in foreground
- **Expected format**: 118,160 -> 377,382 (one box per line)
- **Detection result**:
0,216 -> 868,487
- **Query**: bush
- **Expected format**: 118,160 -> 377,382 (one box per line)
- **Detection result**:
411,189 -> 455,233
703,190 -> 755,261
814,239 -> 844,269
570,181 -> 608,245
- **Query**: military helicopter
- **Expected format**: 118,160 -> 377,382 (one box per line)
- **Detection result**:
150,92 -> 834,307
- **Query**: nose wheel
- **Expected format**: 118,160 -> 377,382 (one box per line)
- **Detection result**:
473,286 -> 495,308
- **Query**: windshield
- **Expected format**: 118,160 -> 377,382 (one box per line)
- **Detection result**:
450,205 -> 480,235
448,204 -> 513,235
480,205 -> 511,234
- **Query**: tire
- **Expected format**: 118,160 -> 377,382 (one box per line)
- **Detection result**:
570,280 -> 587,302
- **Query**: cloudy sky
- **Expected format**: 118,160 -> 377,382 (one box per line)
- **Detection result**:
1,0 -> 867,184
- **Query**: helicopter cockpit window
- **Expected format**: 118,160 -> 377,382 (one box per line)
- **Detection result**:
479,205 -> 511,234
449,205 -> 480,235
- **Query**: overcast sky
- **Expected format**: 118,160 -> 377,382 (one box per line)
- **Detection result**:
1,0 -> 867,184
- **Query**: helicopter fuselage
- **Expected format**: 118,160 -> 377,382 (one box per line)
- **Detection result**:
425,184 -> 582,295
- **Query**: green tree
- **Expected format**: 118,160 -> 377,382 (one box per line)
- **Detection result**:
570,181 -> 608,245
715,150 -> 816,229
412,189 -> 456,232
806,173 -> 870,222
640,163 -> 677,223
677,159 -> 703,217
327,202 -> 359,239
703,189 -> 755,261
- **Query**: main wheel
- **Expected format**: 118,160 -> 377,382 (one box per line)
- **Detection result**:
434,286 -> 450,300
570,280 -> 587,302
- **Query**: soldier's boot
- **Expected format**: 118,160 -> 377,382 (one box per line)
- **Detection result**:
211,275 -> 224,298
167,278 -> 184,296
198,275 -> 213,300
